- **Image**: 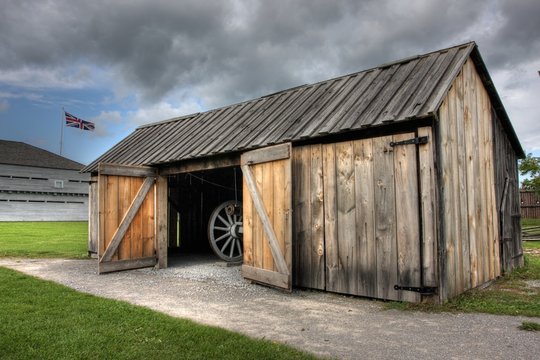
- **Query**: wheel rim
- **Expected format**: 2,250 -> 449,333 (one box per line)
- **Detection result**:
208,201 -> 243,262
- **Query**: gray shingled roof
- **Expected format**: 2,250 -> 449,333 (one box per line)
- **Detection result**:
0,140 -> 84,170
83,42 -> 523,173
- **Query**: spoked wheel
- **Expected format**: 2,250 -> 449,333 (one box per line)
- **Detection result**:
208,200 -> 243,262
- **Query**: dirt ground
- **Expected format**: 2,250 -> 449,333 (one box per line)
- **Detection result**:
1,256 -> 539,360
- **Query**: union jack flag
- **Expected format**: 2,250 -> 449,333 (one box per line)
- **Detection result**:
65,111 -> 95,131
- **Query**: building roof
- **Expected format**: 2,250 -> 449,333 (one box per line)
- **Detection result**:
83,42 -> 524,173
0,140 -> 84,170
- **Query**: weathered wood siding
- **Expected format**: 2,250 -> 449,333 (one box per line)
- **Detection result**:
293,129 -> 437,302
292,145 -> 325,290
0,164 -> 89,221
493,116 -> 523,271
520,191 -> 540,219
438,58 -> 501,301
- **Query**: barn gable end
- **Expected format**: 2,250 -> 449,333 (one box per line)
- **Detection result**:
84,42 -> 523,303
436,56 -> 522,301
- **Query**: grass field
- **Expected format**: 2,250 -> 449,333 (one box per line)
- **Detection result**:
0,222 -> 88,258
0,266 -> 316,360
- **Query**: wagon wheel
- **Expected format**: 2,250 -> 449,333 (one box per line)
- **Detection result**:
208,200 -> 243,262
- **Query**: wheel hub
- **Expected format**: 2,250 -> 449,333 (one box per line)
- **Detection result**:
230,223 -> 243,239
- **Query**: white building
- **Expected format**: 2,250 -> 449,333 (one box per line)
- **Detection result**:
0,140 -> 89,221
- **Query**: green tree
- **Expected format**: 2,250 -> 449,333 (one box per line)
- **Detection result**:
519,153 -> 540,194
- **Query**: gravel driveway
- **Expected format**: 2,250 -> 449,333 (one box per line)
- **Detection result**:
1,256 -> 539,359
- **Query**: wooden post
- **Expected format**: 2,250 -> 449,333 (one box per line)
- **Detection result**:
156,175 -> 168,268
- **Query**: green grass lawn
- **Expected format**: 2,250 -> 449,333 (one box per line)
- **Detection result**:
441,254 -> 540,317
0,222 -> 88,258
524,241 -> 540,250
0,267 -> 316,360
522,218 -> 540,228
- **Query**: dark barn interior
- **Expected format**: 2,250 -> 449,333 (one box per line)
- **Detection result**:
167,166 -> 243,258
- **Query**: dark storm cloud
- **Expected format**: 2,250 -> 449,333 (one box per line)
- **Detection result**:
0,0 -> 537,108
482,0 -> 540,69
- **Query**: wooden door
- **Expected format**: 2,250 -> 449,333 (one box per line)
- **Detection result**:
321,131 -> 434,302
241,143 -> 293,290
97,163 -> 158,274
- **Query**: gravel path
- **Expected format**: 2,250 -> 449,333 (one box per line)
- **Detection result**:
1,256 -> 539,359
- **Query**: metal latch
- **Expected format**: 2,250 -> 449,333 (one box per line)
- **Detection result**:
394,285 -> 437,295
389,136 -> 428,147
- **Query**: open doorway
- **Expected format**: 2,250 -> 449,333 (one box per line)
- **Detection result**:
167,166 -> 243,264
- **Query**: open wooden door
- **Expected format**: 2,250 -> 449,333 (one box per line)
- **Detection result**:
241,143 -> 293,290
97,163 -> 158,274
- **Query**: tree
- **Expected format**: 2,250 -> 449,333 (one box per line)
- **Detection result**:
519,153 -> 540,194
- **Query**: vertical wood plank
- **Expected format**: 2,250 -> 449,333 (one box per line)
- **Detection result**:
156,175 -> 168,268
469,59 -> 486,286
301,147 -> 312,286
242,170 -> 254,267
253,163 -> 264,269
455,70 -> 470,293
130,177 -> 143,259
393,133 -> 421,302
89,176 -> 99,255
418,127 -> 438,289
466,59 -> 483,287
335,141 -> 356,295
373,136 -> 399,301
105,175 -> 119,261
323,143 -> 338,293
462,62 -> 478,288
353,138 -> 377,297
273,158 -> 288,270
262,161 -> 275,271
142,182 -> 155,258
292,147 -> 305,286
479,72 -> 497,280
283,156 -> 293,284
439,97 -> 456,299
310,145 -> 325,289
118,176 -> 132,260
447,82 -> 463,296
98,174 -> 106,257
487,80 -> 499,277
473,61 -> 484,286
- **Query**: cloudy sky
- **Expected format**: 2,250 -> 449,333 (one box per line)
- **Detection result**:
0,0 -> 539,165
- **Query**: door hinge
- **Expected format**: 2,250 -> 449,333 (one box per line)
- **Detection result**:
389,136 -> 428,147
394,284 -> 437,295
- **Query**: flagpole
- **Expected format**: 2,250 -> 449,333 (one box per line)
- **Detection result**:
60,107 -> 64,155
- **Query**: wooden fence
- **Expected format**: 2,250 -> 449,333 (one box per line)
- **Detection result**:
520,190 -> 540,219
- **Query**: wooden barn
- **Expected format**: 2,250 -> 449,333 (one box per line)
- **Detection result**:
0,140 -> 90,221
83,42 -> 524,303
